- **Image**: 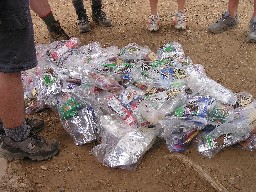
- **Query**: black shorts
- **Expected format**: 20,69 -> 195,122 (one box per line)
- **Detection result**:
0,3 -> 37,73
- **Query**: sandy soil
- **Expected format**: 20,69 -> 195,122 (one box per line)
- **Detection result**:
1,0 -> 256,191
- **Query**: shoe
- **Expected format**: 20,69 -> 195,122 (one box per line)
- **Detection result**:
208,11 -> 238,34
0,118 -> 44,136
92,10 -> 112,27
247,17 -> 256,43
78,16 -> 91,33
147,14 -> 160,32
172,11 -> 186,30
47,21 -> 70,42
0,131 -> 59,161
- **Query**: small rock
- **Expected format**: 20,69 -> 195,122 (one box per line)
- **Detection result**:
229,177 -> 235,184
65,167 -> 72,171
40,166 -> 47,170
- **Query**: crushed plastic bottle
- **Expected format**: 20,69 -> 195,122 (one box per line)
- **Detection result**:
186,64 -> 237,105
138,91 -> 186,124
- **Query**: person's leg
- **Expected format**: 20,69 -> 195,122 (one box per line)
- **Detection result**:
148,0 -> 160,31
0,73 -> 44,136
0,1 -> 59,160
247,0 -> 256,42
72,0 -> 91,33
72,0 -> 87,20
177,0 -> 185,11
227,0 -> 239,17
0,72 -> 59,161
0,73 -> 25,129
91,0 -> 112,27
173,0 -> 186,30
0,73 -> 32,141
150,0 -> 158,15
208,0 -> 239,34
30,0 -> 69,42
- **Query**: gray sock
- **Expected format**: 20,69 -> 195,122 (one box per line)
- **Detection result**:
4,124 -> 31,142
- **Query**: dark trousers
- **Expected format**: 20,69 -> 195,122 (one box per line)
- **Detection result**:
72,0 -> 102,19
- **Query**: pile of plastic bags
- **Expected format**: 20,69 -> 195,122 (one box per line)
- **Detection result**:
22,38 -> 256,170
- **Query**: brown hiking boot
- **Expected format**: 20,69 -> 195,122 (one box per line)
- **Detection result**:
0,131 -> 59,161
25,118 -> 45,132
47,21 -> 70,42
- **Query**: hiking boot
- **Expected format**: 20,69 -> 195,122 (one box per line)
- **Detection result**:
47,21 -> 70,42
147,14 -> 160,32
0,131 -> 59,161
0,118 -> 44,136
247,17 -> 256,43
78,16 -> 91,33
172,11 -> 186,30
208,11 -> 238,34
92,10 -> 112,27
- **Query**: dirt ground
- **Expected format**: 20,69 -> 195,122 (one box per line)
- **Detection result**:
1,0 -> 256,191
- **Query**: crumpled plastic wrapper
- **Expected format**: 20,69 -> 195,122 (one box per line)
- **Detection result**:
92,116 -> 157,169
57,93 -> 99,145
38,68 -> 62,108
103,128 -> 156,169
61,106 -> 99,145
119,43 -> 153,61
198,101 -> 256,158
157,117 -> 200,152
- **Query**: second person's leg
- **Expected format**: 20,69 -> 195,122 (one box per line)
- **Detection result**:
208,0 -> 239,34
173,0 -> 186,30
30,0 -> 69,42
148,0 -> 160,31
72,0 -> 91,33
91,0 -> 112,27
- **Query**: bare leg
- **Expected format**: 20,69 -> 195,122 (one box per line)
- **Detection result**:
177,0 -> 186,12
149,0 -> 158,15
227,0 -> 239,17
30,0 -> 51,17
0,72 -> 24,129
